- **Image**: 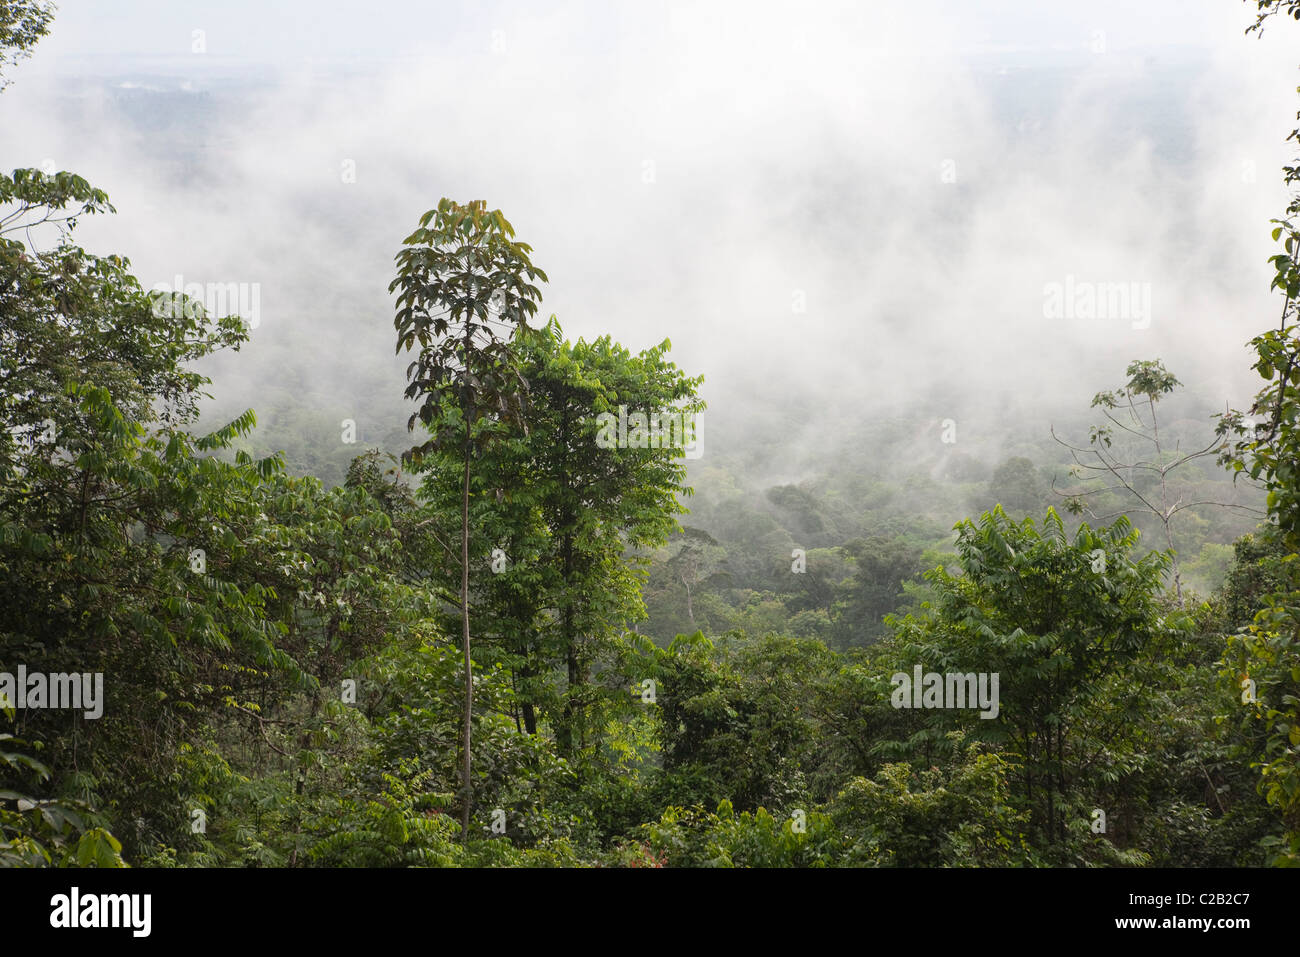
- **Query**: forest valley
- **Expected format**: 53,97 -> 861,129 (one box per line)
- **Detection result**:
3,0 -> 1300,868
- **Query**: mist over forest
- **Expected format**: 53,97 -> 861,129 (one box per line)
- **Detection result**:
4,1 -> 1300,906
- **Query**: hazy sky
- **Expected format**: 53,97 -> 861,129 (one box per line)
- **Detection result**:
19,1 -> 1256,64
3,0 -> 1298,469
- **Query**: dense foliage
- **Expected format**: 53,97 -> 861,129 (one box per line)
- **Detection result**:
2,1 -> 1299,868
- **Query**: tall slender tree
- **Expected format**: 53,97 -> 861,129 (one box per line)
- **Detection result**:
390,199 -> 546,840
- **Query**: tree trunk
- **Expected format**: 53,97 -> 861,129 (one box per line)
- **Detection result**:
556,401 -> 581,756
1163,519 -> 1184,606
559,528 -> 578,756
459,345 -> 474,842
519,659 -> 538,734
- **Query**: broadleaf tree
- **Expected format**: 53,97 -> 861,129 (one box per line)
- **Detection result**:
389,198 -> 547,839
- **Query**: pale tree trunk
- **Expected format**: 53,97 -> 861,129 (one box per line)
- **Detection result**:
459,328 -> 474,842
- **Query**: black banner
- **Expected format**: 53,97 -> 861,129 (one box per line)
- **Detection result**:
1,867 -> 1287,944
